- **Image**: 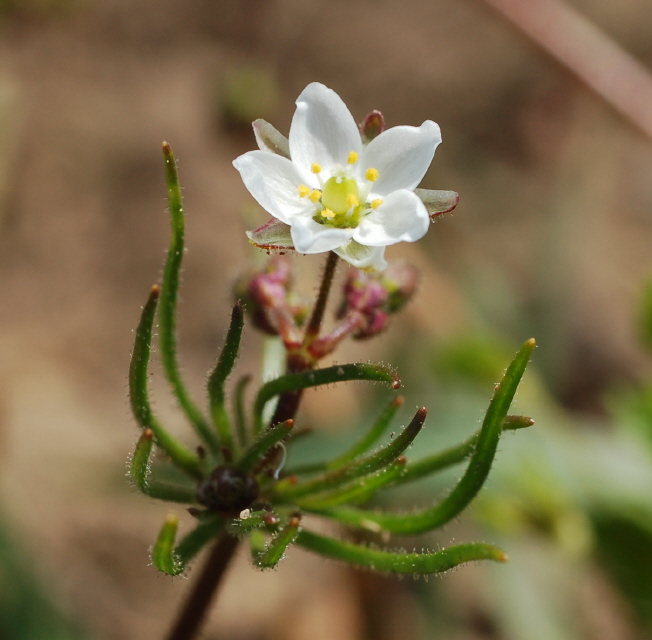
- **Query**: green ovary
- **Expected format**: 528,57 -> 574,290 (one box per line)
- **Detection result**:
322,177 -> 359,215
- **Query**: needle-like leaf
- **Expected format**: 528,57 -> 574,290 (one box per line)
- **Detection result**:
160,142 -> 217,454
129,285 -> 202,480
296,530 -> 508,574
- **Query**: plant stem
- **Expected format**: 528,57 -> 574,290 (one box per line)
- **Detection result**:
304,251 -> 340,343
165,532 -> 240,640
270,251 -> 339,426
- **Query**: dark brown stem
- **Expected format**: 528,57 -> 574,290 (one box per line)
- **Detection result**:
165,533 -> 240,640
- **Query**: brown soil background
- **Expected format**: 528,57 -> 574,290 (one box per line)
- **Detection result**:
1,1 -> 652,638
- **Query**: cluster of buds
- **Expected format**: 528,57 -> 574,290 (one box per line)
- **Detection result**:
337,262 -> 419,339
235,256 -> 308,344
235,256 -> 419,361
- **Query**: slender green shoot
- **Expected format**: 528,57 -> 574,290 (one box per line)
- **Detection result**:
159,142 -> 217,454
129,284 -> 202,480
233,374 -> 252,448
274,408 -> 426,502
253,515 -> 302,568
237,419 -> 294,474
396,414 -> 535,486
253,362 -> 401,433
296,530 -> 508,574
207,302 -> 244,453
130,428 -> 154,491
151,515 -> 183,576
316,339 -> 536,534
326,396 -> 404,470
298,459 -> 407,510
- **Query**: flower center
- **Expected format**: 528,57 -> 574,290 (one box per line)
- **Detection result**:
321,176 -> 359,216
297,153 -> 383,229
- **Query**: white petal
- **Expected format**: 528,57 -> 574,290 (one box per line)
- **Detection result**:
353,190 -> 430,247
290,216 -> 353,254
334,241 -> 388,271
233,150 -> 315,224
289,83 -> 362,178
360,121 -> 441,196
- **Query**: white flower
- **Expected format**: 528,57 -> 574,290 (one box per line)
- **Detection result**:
233,82 -> 442,271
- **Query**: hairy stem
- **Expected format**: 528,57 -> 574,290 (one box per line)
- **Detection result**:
165,533 -> 240,640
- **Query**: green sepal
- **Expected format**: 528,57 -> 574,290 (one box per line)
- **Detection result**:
253,362 -> 401,433
274,407 -> 426,502
207,302 -> 245,453
317,339 -> 536,534
253,515 -> 301,569
174,513 -> 225,569
414,188 -> 459,217
129,285 -> 202,480
237,419 -> 294,474
326,396 -> 404,470
160,142 -> 217,454
296,530 -> 507,574
298,459 -> 406,510
151,514 -> 183,576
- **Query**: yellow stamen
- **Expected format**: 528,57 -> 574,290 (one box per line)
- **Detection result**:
322,208 -> 335,219
347,193 -> 359,209
347,151 -> 359,165
298,185 -> 310,198
365,167 -> 379,182
371,198 -> 383,209
309,189 -> 322,203
311,163 -> 322,174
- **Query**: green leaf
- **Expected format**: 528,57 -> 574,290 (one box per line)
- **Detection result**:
159,142 -> 217,454
207,302 -> 244,453
253,362 -> 401,433
296,530 -> 507,574
129,284 -> 202,480
151,515 -> 183,576
253,514 -> 301,569
318,339 -> 536,534
274,407 -> 426,502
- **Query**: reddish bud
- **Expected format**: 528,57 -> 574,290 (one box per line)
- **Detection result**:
359,110 -> 386,144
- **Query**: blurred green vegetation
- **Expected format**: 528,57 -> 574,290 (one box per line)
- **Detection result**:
0,517 -> 89,640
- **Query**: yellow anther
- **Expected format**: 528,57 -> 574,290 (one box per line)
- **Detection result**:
309,189 -> 322,203
347,193 -> 359,209
371,198 -> 384,209
298,185 -> 310,198
365,167 -> 379,182
311,163 -> 322,174
347,151 -> 359,165
322,208 -> 335,219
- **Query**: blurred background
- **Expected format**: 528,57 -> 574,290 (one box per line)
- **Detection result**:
2,0 -> 652,638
